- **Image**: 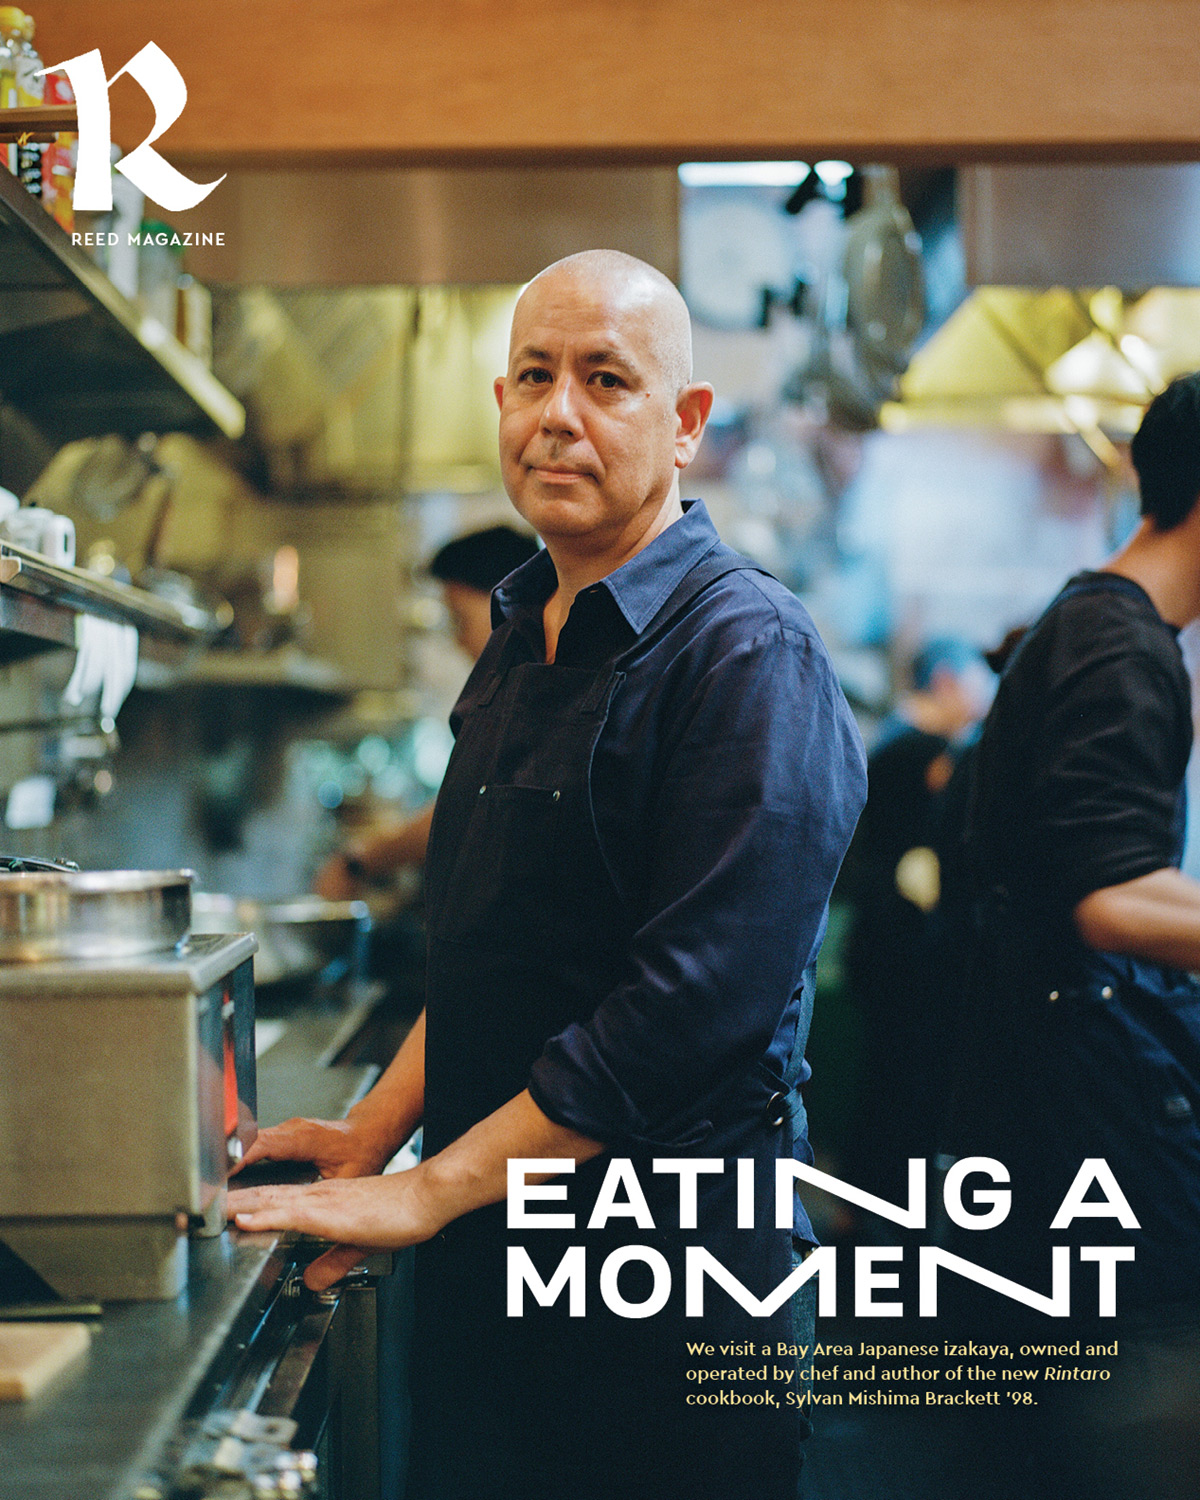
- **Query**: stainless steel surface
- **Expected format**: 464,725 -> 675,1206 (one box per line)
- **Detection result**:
172,165 -> 679,287
0,993 -> 393,1500
0,937 -> 257,1300
0,865 -> 194,961
0,1219 -> 189,1302
963,163 -> 1200,289
0,931 -> 257,995
0,539 -> 227,641
0,1233 -> 292,1500
193,893 -> 370,988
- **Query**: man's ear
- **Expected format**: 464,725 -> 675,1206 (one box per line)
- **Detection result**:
494,375 -> 506,411
674,383 -> 715,469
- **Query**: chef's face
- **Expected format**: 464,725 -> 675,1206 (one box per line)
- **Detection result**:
494,267 -> 711,554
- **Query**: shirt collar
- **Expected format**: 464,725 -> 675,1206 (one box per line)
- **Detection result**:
492,500 -> 721,637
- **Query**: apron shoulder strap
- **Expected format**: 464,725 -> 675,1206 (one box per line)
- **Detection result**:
582,546 -> 768,714
582,548 -> 771,711
656,544 -> 769,622
624,545 -> 771,660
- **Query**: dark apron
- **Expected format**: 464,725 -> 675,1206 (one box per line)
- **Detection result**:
409,551 -> 809,1500
948,576 -> 1200,1308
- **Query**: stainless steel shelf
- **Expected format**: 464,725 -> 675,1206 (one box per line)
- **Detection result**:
0,541 -> 228,662
182,648 -> 354,694
0,166 -> 244,443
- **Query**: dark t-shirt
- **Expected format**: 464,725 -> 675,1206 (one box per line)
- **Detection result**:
955,573 -> 1200,1310
967,570 -> 1191,929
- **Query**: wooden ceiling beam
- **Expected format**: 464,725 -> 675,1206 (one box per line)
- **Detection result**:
27,1 -> 1200,166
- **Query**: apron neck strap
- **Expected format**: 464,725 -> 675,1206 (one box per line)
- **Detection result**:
650,545 -> 767,627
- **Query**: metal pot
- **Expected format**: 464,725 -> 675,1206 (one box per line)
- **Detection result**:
191,893 -> 370,988
0,865 -> 194,961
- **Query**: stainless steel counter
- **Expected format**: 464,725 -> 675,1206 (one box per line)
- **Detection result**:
0,987 -> 402,1500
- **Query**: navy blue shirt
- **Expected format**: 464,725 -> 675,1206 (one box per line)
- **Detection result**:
473,502 -> 866,1236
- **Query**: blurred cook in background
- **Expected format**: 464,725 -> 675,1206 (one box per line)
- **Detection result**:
314,524 -> 538,898
841,636 -> 993,1205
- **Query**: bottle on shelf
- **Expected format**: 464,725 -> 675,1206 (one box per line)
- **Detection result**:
137,219 -> 183,332
39,22 -> 77,232
0,6 -> 25,178
15,10 -> 44,199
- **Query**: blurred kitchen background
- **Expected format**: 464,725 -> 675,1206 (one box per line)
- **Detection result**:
4,151 -> 1200,887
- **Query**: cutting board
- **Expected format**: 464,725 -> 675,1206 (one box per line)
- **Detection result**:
0,1322 -> 90,1400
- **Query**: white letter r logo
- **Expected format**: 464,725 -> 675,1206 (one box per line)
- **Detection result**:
39,43 -> 225,214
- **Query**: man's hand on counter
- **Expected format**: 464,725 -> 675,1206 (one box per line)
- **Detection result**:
229,1088 -> 605,1292
235,1008 -> 428,1189
229,1170 -> 447,1289
234,1115 -> 396,1181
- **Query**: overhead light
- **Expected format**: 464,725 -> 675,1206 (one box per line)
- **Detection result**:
678,161 -> 811,188
814,160 -> 854,188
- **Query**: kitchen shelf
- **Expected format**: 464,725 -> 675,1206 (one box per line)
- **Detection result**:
0,539 -> 228,664
0,104 -> 78,143
0,164 -> 244,443
175,647 -> 355,695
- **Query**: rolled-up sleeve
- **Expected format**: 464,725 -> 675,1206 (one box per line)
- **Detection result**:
528,625 -> 867,1146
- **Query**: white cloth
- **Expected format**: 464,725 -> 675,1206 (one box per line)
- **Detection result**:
63,615 -> 140,721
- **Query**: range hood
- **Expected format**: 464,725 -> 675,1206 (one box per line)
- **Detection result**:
210,284 -> 521,496
881,166 -> 1200,461
880,285 -> 1200,463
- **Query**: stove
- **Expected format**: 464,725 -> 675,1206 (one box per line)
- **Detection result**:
0,932 -> 258,1301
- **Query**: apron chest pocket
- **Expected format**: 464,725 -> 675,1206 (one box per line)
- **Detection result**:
432,782 -> 564,946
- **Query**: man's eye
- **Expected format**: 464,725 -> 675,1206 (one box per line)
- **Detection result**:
593,371 -> 623,389
519,368 -> 551,384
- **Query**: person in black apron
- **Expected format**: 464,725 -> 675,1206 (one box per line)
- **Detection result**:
944,373 -> 1200,1499
231,250 -> 866,1500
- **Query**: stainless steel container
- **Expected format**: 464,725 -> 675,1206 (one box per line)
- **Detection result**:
0,867 -> 193,961
0,933 -> 258,1301
192,891 -> 370,987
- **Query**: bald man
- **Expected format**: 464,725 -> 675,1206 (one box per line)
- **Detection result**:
231,251 -> 866,1500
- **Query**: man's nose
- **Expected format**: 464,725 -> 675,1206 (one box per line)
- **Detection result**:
541,374 -> 583,434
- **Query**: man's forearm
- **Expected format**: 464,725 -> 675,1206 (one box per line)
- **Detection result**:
415,1089 -> 605,1229
229,1084 -> 605,1288
354,803 -> 436,875
346,1008 -> 427,1156
1074,867 -> 1200,970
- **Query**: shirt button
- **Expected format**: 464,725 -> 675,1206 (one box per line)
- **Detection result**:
479,785 -> 487,795
764,1091 -> 788,1128
552,790 -> 561,802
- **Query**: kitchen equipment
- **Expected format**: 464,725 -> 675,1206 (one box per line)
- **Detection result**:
0,505 -> 75,566
192,892 -> 371,989
0,863 -> 192,961
0,932 -> 258,1300
68,432 -> 162,523
843,164 -> 925,387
